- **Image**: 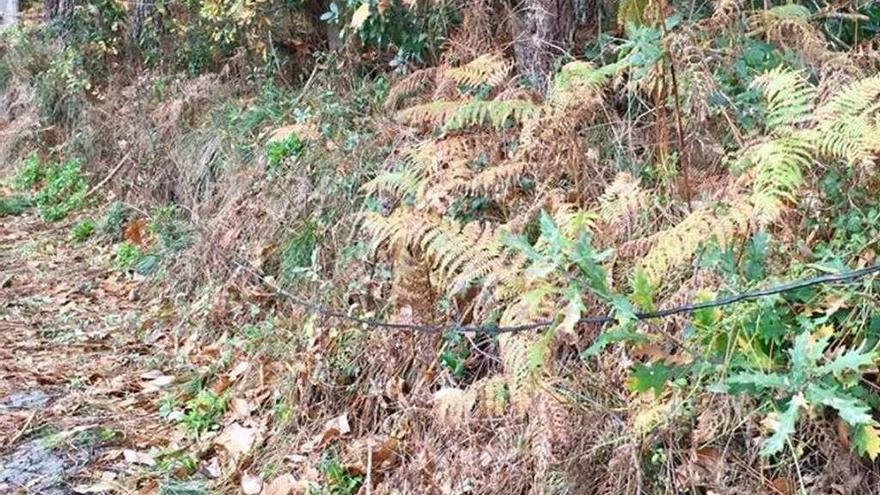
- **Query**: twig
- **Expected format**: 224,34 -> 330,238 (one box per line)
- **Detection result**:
84,150 -> 133,200
6,411 -> 37,447
656,0 -> 693,211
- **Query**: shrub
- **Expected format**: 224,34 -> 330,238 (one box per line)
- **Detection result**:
34,158 -> 89,222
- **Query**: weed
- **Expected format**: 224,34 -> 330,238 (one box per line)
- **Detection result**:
71,219 -> 96,242
151,204 -> 191,251
34,158 -> 89,222
280,222 -> 318,285
115,241 -> 145,271
0,195 -> 31,216
180,390 -> 229,436
266,133 -> 304,170
158,479 -> 210,495
101,201 -> 131,240
13,152 -> 43,190
440,332 -> 470,380
319,450 -> 363,495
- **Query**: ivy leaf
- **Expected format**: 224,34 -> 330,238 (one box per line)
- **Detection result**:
582,324 -> 648,358
805,384 -> 875,426
761,394 -> 802,457
627,362 -> 673,396
817,346 -> 877,376
854,424 -> 880,461
350,2 -> 371,29
726,371 -> 789,391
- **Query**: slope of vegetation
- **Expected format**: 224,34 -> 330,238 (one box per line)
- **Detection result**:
1,0 -> 880,493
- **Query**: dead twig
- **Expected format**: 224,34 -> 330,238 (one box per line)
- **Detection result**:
84,150 -> 133,200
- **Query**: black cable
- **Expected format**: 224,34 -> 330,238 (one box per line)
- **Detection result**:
223,250 -> 880,335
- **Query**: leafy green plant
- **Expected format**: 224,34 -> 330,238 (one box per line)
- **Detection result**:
34,158 -> 89,222
71,219 -> 96,242
180,390 -> 229,436
101,201 -> 132,240
266,133 -> 304,170
280,222 -> 319,284
13,152 -> 44,190
440,331 -> 470,380
319,450 -> 363,495
115,241 -> 145,271
0,195 -> 32,216
719,328 -> 879,458
151,204 -> 191,251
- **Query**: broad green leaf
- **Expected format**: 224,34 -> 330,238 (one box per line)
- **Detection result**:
726,371 -> 789,391
805,384 -> 874,426
817,346 -> 877,376
790,331 -> 829,384
627,362 -> 673,396
582,324 -> 648,358
854,424 -> 880,460
761,394 -> 802,456
538,210 -> 564,256
500,231 -> 541,260
572,235 -> 609,295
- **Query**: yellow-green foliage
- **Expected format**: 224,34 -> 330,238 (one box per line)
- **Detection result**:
639,69 -> 880,288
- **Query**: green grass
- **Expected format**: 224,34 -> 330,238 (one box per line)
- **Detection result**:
71,219 -> 96,241
0,195 -> 32,216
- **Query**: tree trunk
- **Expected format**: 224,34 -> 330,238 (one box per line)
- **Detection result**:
129,0 -> 156,44
511,0 -> 575,90
45,0 -> 75,21
2,0 -> 18,27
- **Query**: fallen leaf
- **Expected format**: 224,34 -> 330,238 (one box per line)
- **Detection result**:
211,374 -> 232,394
72,481 -> 116,493
205,456 -> 222,478
229,360 -> 250,381
125,218 -> 149,246
350,2 -> 371,29
123,449 -> 156,467
215,422 -> 258,459
241,472 -> 262,494
264,474 -> 297,495
320,413 -> 351,445
142,373 -> 175,391
768,477 -> 796,495
230,397 -> 255,419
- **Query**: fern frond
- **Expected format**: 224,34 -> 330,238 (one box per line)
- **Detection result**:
396,99 -> 540,130
461,160 -> 530,198
445,53 -> 512,89
361,167 -> 426,198
815,75 -> 880,165
741,136 -> 813,223
598,172 -> 649,225
385,67 -> 438,110
444,100 -> 541,130
638,201 -> 753,286
751,68 -> 816,132
546,60 -> 621,110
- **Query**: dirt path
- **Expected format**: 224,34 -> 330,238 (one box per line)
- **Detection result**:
1,207 -> 176,494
